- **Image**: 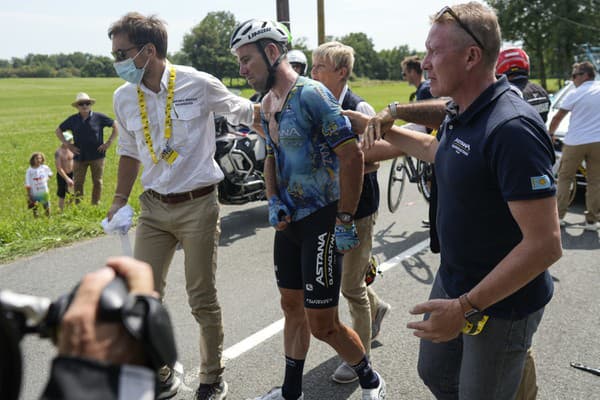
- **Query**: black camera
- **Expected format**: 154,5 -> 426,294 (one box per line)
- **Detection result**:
0,277 -> 177,400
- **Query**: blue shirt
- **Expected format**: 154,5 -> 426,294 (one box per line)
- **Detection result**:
435,76 -> 555,319
263,77 -> 357,221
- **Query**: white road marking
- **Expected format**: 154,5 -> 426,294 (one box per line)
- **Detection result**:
223,318 -> 285,361
378,239 -> 430,273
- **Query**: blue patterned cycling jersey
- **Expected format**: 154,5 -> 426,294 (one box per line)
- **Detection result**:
263,76 -> 357,222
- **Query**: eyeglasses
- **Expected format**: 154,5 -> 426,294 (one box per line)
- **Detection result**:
572,72 -> 585,79
78,102 -> 91,107
436,6 -> 485,50
112,46 -> 139,62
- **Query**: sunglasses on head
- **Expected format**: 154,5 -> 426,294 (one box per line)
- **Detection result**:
78,102 -> 91,107
436,6 -> 485,50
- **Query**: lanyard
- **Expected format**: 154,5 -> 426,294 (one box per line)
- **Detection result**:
136,65 -> 176,164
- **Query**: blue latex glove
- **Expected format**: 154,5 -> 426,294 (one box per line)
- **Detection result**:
268,195 -> 291,227
335,222 -> 360,253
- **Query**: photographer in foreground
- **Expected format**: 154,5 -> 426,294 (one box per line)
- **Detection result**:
1,257 -> 176,400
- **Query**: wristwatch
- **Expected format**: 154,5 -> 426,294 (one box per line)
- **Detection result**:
388,101 -> 399,119
458,293 -> 483,324
336,212 -> 354,224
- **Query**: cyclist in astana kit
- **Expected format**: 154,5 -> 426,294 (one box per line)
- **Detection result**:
231,19 -> 386,400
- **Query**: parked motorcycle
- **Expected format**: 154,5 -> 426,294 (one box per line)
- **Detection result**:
214,115 -> 266,205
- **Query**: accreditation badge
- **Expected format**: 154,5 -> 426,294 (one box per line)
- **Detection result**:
160,142 -> 179,164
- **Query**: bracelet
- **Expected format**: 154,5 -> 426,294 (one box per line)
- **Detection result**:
388,101 -> 399,119
463,293 -> 479,310
458,294 -> 470,313
114,193 -> 129,201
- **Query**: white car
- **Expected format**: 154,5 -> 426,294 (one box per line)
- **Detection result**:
546,81 -> 574,140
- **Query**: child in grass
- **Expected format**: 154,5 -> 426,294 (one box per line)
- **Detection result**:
55,131 -> 75,211
25,152 -> 52,217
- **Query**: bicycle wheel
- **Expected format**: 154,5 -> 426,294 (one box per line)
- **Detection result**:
416,160 -> 433,203
387,157 -> 408,213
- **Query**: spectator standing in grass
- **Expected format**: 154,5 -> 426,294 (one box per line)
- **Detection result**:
25,152 -> 52,217
54,131 -> 75,211
56,92 -> 118,205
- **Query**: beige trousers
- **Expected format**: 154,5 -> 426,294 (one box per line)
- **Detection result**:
134,189 -> 224,384
557,142 -> 600,221
515,349 -> 538,400
340,213 -> 379,353
73,158 -> 105,205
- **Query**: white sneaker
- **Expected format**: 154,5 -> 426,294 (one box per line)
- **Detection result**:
247,387 -> 304,400
372,301 -> 391,340
361,372 -> 386,400
584,221 -> 598,231
331,362 -> 358,383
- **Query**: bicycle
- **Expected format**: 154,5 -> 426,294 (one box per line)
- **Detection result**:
387,155 -> 433,213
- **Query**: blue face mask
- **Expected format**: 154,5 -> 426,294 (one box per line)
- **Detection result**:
113,46 -> 148,84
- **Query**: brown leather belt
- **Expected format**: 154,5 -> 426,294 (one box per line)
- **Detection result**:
147,185 -> 214,204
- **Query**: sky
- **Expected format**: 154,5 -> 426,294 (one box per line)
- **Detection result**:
0,0 -> 486,60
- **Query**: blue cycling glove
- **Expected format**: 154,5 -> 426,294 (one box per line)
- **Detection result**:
268,195 -> 291,227
335,222 -> 360,252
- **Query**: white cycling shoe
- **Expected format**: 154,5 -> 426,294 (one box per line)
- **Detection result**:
361,372 -> 386,400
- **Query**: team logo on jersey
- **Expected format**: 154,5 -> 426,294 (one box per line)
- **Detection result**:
451,138 -> 471,156
530,175 -> 551,190
315,231 -> 334,287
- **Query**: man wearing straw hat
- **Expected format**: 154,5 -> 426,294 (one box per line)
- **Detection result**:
55,92 -> 118,205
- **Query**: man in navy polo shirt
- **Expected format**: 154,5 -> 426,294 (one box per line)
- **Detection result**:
348,2 -> 562,399
56,92 -> 117,205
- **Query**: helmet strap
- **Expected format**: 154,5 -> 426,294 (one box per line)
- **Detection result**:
257,41 -> 285,94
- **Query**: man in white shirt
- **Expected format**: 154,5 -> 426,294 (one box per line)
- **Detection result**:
549,61 -> 600,230
106,12 -> 259,400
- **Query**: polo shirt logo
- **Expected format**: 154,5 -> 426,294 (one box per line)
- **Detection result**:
451,138 -> 471,156
530,175 -> 551,190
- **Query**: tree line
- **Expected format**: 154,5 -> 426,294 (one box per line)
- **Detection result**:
488,0 -> 600,88
0,11 -> 419,83
1,2 -> 598,87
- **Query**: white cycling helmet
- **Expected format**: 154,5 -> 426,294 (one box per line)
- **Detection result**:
230,19 -> 292,94
230,19 -> 291,53
287,50 -> 308,75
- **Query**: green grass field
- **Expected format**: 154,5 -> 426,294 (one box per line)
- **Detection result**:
0,78 -> 130,262
0,77 -> 414,263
